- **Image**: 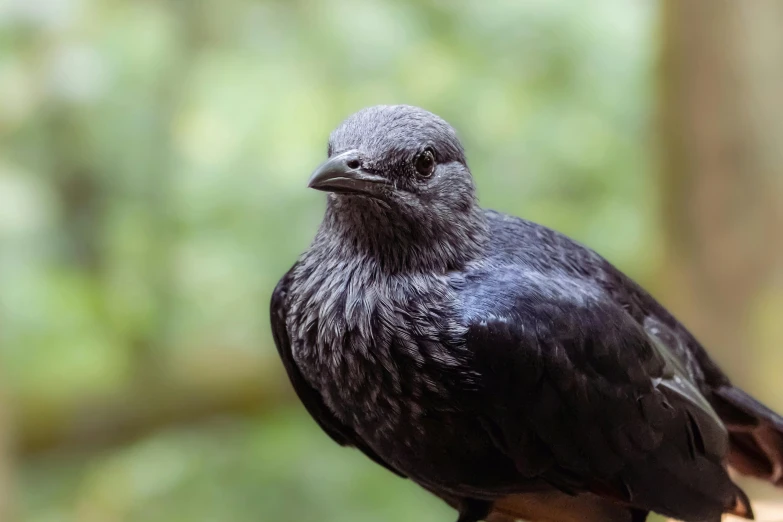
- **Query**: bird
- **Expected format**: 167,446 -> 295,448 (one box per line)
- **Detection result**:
270,104 -> 783,522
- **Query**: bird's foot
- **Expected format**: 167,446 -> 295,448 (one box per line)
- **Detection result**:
456,499 -> 493,522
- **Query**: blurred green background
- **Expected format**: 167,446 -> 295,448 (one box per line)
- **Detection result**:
2,0 -> 782,521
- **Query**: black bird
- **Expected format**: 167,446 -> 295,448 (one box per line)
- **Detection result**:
271,105 -> 783,522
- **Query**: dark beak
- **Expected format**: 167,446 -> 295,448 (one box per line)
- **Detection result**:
308,150 -> 389,197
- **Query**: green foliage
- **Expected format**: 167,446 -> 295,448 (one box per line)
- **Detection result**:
1,0 -> 658,520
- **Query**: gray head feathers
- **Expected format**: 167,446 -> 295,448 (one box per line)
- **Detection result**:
311,105 -> 488,273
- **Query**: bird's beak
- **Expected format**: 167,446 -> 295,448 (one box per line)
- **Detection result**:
308,150 -> 389,198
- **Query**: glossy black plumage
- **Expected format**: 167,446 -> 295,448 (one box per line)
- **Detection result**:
271,105 -> 782,522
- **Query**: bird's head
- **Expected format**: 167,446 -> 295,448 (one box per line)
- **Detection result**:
310,104 -> 474,216
308,105 -> 487,271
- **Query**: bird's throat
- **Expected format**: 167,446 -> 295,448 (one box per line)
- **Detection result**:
319,196 -> 488,274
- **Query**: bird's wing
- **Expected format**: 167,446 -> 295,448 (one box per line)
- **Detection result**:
270,268 -> 405,477
458,269 -> 748,521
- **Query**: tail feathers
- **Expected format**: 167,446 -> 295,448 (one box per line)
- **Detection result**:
712,386 -> 783,486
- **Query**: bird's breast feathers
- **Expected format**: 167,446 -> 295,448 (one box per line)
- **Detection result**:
285,258 -> 476,438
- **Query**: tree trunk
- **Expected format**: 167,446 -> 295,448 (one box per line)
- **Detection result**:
0,387 -> 15,522
658,0 -> 783,404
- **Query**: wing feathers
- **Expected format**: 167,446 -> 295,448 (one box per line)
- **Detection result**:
462,279 -> 746,521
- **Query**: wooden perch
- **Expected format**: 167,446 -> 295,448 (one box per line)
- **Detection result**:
669,502 -> 783,521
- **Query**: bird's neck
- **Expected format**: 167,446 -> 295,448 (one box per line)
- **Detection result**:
314,197 -> 488,274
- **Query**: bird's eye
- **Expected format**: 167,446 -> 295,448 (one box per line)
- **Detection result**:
415,149 -> 436,178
